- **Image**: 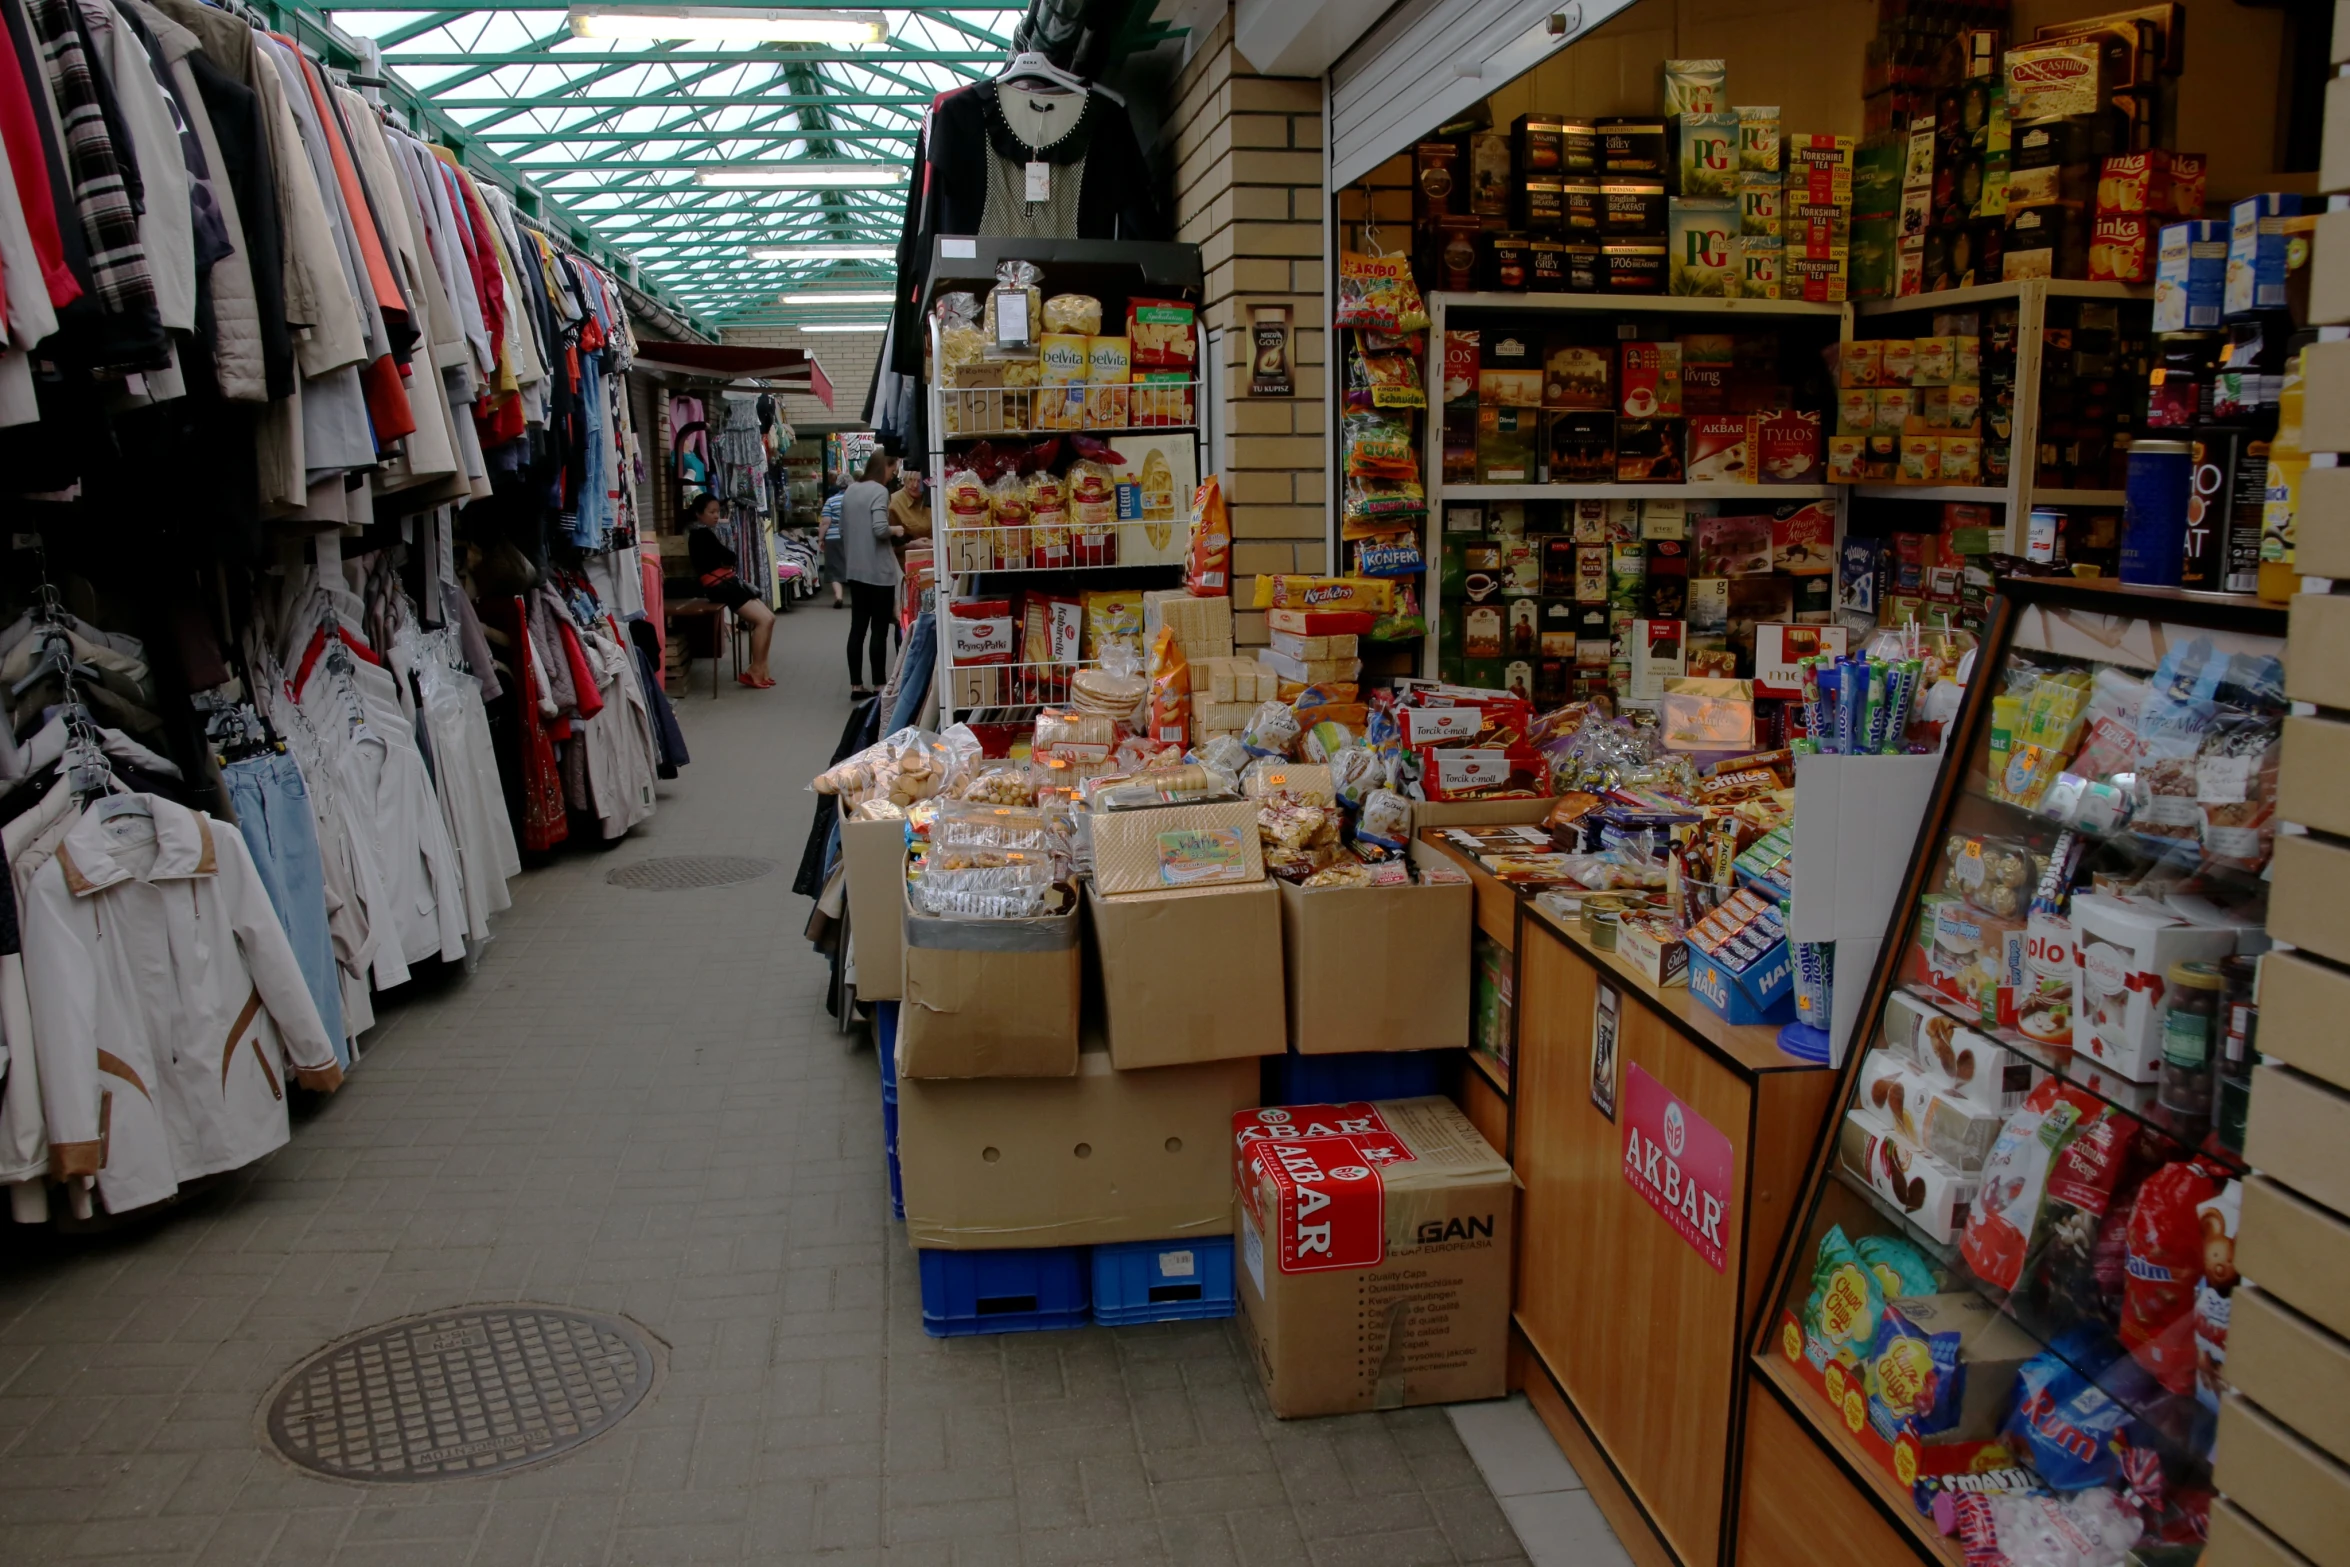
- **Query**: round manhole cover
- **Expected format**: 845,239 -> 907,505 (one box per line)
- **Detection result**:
265,1305 -> 656,1482
605,854 -> 777,891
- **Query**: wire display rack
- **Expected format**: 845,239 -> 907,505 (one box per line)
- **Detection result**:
920,238 -> 1209,727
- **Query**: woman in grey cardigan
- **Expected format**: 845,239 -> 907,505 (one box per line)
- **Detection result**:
839,453 -> 904,698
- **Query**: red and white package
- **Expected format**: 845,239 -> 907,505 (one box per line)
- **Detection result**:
1242,1136 -> 1390,1274
1232,1103 -> 1413,1192
948,597 -> 1015,667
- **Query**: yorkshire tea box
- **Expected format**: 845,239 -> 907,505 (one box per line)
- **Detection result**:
1235,1097 -> 1513,1417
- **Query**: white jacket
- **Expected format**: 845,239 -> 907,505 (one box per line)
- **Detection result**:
22,797 -> 341,1214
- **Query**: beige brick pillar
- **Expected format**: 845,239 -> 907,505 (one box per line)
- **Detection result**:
1171,6 -> 1327,648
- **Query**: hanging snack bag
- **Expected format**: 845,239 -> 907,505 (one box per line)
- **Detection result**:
1186,476 -> 1231,596
1026,467 -> 1072,571
1344,410 -> 1421,480
1069,458 -> 1120,567
1347,333 -> 1429,410
1334,251 -> 1431,333
1043,293 -> 1103,335
984,259 -> 1044,355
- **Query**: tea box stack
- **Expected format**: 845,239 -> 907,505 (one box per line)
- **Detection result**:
1660,59 -> 1790,300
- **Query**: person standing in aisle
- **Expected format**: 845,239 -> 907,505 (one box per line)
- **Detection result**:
684,492 -> 779,688
840,454 -> 904,700
821,485 -> 847,608
888,466 -> 930,563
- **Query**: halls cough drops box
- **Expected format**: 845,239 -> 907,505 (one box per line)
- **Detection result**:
1234,1096 -> 1513,1417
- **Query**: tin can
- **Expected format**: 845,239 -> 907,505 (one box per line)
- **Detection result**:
2121,439 -> 2193,586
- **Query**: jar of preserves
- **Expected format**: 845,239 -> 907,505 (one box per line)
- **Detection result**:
2155,960 -> 2226,1142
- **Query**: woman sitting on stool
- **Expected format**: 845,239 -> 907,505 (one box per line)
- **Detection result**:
685,492 -> 777,688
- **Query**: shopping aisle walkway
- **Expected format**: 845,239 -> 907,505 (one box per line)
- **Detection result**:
0,605 -> 1588,1567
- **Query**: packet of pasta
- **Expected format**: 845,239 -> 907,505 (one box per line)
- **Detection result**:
1127,298 -> 1198,370
1027,468 -> 1071,570
1069,459 -> 1119,567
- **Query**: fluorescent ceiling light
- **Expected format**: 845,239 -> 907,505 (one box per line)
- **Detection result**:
568,7 -> 886,44
777,290 -> 895,304
695,163 -> 907,189
799,322 -> 887,332
752,244 -> 896,261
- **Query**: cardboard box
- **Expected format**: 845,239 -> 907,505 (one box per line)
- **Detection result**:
899,895 -> 1080,1078
2212,1393 -> 2350,1567
897,1037 -> 1260,1249
1087,880 -> 1286,1069
841,816 -> 909,1001
2156,219 -> 2227,331
1234,1096 -> 1513,1417
2257,948 -> 2350,1095
2228,1286 -> 2350,1465
1278,877 -> 1471,1054
2270,831 -> 2350,967
1090,799 -> 1264,897
2246,1062 -> 2350,1219
2239,1174 -> 2350,1343
1688,939 -> 1795,1026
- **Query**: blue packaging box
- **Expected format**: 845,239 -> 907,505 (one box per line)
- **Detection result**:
2226,195 -> 2304,317
2155,221 -> 2225,331
1685,938 -> 1797,1027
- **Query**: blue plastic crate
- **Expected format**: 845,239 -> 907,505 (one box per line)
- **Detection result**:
917,1247 -> 1090,1337
876,1003 -> 903,1218
1091,1238 -> 1234,1325
1264,1048 -> 1449,1105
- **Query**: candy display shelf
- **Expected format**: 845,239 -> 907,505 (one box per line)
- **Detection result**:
1735,575 -> 2291,1567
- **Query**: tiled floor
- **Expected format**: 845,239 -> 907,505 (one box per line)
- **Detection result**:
0,605 -> 1625,1565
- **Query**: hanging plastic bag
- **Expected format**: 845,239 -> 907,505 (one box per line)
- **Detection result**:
1334,251 -> 1430,333
1185,476 -> 1231,597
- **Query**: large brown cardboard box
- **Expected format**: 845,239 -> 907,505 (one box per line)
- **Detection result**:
898,894 -> 1080,1078
1278,877 -> 1472,1054
896,1039 -> 1259,1249
1233,1096 -> 1513,1417
1087,880 -> 1287,1069
840,816 -> 908,1000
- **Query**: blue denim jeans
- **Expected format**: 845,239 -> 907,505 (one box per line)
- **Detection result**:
224,754 -> 348,1065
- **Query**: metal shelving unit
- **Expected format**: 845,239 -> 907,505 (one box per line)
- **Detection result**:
1845,278 -> 2152,549
1421,290 -> 1851,682
918,238 -> 1208,728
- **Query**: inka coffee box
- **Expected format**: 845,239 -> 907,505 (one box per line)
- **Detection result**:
1233,1098 -> 1510,1421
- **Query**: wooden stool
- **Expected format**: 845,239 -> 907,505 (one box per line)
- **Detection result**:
665,599 -> 730,699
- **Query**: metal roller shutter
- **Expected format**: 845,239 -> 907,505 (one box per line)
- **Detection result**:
1327,0 -> 1642,190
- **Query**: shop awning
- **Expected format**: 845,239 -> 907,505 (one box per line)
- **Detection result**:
632,340 -> 834,408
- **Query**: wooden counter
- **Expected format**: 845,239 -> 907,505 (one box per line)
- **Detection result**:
1511,902 -> 1837,1567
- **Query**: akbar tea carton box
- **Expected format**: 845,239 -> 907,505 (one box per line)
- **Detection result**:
1234,1097 -> 1513,1417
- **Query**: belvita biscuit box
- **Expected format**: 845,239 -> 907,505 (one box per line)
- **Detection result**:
1233,1097 -> 1513,1417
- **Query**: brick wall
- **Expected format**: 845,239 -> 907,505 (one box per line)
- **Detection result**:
721,324 -> 884,436
1170,6 -> 1326,647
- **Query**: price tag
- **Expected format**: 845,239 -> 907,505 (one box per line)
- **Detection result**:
1024,160 -> 1051,202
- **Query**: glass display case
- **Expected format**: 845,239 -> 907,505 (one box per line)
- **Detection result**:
1751,576 -> 2290,1565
